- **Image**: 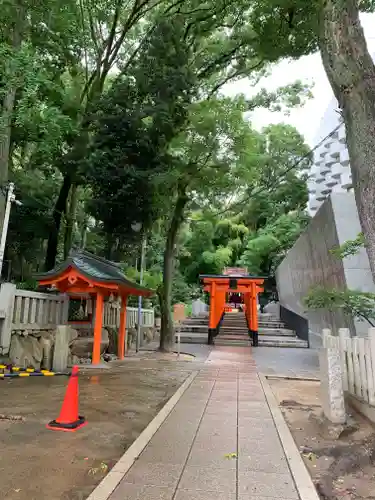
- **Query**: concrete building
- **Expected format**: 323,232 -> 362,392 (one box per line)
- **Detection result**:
276,95 -> 375,347
276,192 -> 375,348
308,100 -> 353,215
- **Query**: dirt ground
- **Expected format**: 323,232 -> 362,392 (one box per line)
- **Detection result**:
0,355 -> 196,500
268,378 -> 375,500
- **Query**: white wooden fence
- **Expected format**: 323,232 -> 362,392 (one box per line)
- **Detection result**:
323,328 -> 375,406
0,283 -> 154,355
103,303 -> 154,329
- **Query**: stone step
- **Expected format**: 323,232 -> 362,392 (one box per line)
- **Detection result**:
182,318 -> 283,325
215,338 -> 250,347
214,335 -> 308,348
258,336 -> 308,348
179,325 -> 296,337
221,328 -> 297,338
176,332 -> 307,347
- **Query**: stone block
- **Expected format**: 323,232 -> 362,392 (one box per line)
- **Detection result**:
9,333 -> 43,369
319,347 -> 346,424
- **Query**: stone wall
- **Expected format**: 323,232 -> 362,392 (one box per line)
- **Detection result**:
276,192 -> 375,348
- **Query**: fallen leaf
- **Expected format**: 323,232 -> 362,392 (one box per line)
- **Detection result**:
224,452 -> 237,459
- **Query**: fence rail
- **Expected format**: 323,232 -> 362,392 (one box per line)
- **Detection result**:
13,289 -> 69,330
323,328 -> 375,406
0,283 -> 155,355
103,303 -> 154,329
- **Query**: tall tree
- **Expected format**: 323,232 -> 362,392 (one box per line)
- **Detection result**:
87,16 -> 195,259
318,0 -> 375,283
247,0 -> 375,285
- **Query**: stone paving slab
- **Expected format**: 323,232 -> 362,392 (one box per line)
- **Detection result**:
108,346 -> 300,500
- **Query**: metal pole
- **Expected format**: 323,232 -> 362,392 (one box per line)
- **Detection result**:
0,183 -> 14,278
136,235 -> 147,352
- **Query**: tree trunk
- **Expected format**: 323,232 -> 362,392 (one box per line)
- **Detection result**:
318,0 -> 375,283
0,6 -> 24,235
44,174 -> 72,270
64,183 -> 78,259
159,187 -> 189,352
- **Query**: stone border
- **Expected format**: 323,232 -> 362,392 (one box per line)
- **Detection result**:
86,370 -> 199,500
259,374 -> 320,500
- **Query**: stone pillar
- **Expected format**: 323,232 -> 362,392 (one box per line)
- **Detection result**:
0,283 -> 16,355
319,347 -> 346,424
52,325 -> 72,372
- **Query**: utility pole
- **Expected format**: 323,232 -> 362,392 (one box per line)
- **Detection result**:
0,182 -> 21,278
136,235 -> 147,353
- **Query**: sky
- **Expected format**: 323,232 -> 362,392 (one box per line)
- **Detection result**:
223,13 -> 375,148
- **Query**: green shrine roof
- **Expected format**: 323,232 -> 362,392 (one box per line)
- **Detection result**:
36,250 -> 153,295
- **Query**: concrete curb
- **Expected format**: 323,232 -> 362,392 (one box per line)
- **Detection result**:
86,370 -> 199,500
259,374 -> 320,500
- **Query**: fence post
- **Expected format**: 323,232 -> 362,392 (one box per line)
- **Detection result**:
368,328 -> 375,406
0,283 -> 16,355
319,346 -> 346,424
352,337 -> 363,398
338,328 -> 350,391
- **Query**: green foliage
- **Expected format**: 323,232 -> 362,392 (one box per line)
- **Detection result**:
304,287 -> 375,327
330,233 -> 365,259
240,212 -> 309,275
86,17 -> 195,253
0,0 -> 317,341
305,233 -> 374,326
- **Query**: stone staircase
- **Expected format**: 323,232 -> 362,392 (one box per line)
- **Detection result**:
176,311 -> 308,348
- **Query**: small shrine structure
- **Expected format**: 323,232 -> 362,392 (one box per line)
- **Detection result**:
200,268 -> 264,345
36,250 -> 153,364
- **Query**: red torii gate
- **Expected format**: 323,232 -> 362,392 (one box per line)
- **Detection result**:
200,274 -> 265,346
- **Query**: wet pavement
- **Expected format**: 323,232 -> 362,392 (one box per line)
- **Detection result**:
0,360 -> 196,500
252,346 -> 319,378
0,344 -> 318,499
108,346 -> 300,500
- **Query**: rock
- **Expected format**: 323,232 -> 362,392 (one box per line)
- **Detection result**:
9,334 -> 43,369
309,411 -> 359,440
71,355 -> 80,365
106,326 -> 118,354
145,328 -> 154,343
103,353 -> 117,362
300,445 -> 313,454
127,327 -> 136,348
70,328 -> 109,359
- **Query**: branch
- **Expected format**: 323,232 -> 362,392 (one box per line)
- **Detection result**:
102,0 -> 123,74
197,42 -> 248,80
86,3 -> 102,56
207,60 -> 264,98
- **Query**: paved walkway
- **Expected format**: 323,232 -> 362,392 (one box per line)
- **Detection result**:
108,346 -> 299,500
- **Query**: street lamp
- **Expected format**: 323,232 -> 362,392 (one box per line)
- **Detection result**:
131,222 -> 147,352
0,183 -> 22,278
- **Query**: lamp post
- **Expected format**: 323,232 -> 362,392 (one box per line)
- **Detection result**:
0,183 -> 22,278
131,222 -> 147,353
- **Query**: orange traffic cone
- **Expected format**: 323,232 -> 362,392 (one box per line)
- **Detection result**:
46,365 -> 87,432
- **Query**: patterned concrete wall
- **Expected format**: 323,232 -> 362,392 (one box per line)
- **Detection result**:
308,99 -> 352,216
276,192 -> 374,347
